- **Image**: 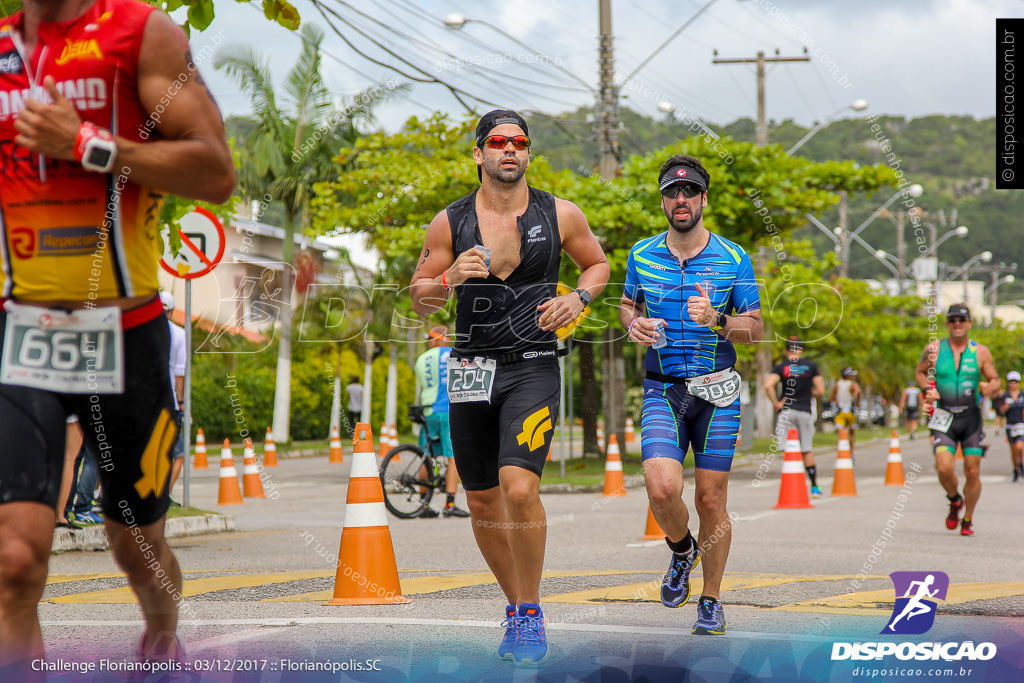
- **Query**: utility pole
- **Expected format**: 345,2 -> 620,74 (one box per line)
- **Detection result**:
712,50 -> 809,146
598,0 -> 619,179
895,209 -> 906,295
595,0 -> 625,452
713,49 -> 809,439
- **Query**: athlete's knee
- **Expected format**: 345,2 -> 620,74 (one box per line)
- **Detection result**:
693,487 -> 727,518
0,538 -> 49,603
646,479 -> 682,508
501,478 -> 540,510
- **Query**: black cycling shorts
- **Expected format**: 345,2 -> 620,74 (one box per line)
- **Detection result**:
449,357 -> 559,490
931,408 -> 986,457
0,301 -> 178,526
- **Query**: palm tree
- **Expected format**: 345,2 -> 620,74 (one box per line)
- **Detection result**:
215,24 -> 400,442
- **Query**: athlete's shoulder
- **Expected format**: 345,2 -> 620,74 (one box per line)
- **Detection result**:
708,232 -> 751,263
629,232 -> 667,256
445,190 -> 477,214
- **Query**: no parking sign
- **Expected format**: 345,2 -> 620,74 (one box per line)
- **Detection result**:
160,207 -> 226,279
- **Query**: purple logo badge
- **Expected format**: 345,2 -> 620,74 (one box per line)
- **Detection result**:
881,571 -> 949,635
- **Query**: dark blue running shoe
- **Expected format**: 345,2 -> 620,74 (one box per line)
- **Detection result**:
661,546 -> 701,608
692,595 -> 727,635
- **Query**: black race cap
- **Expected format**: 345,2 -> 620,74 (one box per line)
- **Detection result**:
658,164 -> 707,193
946,303 -> 971,320
475,109 -> 529,147
786,336 -> 804,351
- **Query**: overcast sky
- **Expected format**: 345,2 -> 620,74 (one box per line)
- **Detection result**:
182,0 -> 1021,134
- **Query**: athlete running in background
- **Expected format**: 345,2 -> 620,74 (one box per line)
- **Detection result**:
917,304 -> 1000,536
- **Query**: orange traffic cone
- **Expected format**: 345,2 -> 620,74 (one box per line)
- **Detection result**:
885,430 -> 906,486
602,434 -> 626,497
325,423 -> 410,605
597,422 -> 605,454
774,428 -> 812,509
378,422 -> 390,459
329,424 -> 345,464
217,439 -> 243,506
831,427 -> 857,497
956,444 -> 964,461
263,427 -> 278,467
242,438 -> 266,498
193,428 -> 208,469
625,417 -> 636,444
640,505 -> 665,540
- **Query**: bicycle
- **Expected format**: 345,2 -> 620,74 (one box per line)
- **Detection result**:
380,405 -> 450,519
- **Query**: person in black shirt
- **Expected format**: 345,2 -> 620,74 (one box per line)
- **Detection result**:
764,337 -> 825,496
997,370 -> 1024,481
410,109 -> 609,664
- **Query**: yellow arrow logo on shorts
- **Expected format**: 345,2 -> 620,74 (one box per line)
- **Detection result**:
134,409 -> 176,499
516,406 -> 553,452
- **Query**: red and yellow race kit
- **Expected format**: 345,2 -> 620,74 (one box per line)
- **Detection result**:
0,0 -> 163,304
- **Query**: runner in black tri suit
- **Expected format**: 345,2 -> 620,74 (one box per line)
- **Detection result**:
997,370 -> 1024,481
410,110 -> 608,664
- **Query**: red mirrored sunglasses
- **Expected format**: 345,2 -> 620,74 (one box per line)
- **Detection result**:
483,134 -> 531,150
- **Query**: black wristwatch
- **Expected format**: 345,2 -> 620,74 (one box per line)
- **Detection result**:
710,312 -> 727,331
574,288 -> 592,306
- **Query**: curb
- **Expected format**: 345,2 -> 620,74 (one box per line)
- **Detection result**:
51,513 -> 236,553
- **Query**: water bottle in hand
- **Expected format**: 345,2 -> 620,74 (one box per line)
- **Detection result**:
652,320 -> 667,349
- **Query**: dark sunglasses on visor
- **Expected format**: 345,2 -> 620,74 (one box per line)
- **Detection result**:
661,183 -> 703,199
483,135 -> 531,150
947,316 -> 968,324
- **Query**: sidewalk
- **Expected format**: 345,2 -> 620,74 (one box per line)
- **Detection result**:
52,513 -> 235,552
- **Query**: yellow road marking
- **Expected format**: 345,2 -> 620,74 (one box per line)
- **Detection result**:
544,573 -> 863,604
776,581 -> 1024,614
265,570 -> 652,603
48,571 -> 333,604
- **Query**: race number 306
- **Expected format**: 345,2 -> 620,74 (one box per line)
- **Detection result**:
12,328 -> 114,372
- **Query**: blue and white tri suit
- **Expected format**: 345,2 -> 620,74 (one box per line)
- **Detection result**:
624,231 -> 761,471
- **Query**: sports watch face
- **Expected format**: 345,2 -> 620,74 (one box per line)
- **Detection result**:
575,288 -> 591,306
87,148 -> 112,168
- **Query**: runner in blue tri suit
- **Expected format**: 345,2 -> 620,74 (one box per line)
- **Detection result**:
620,154 -> 762,636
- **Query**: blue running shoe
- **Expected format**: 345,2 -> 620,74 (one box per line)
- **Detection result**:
811,485 -> 822,499
661,546 -> 701,608
498,604 -> 519,660
74,510 -> 103,525
512,603 -> 548,664
692,595 -> 727,635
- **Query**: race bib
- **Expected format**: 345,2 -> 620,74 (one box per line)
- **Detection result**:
928,408 -> 953,433
446,356 -> 496,403
1,302 -> 124,394
686,367 -> 742,407
1009,423 -> 1024,438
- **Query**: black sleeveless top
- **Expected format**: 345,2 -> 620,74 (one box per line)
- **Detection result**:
446,187 -> 562,356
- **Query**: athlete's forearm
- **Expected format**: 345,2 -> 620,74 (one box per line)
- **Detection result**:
114,137 -> 234,204
718,312 -> 763,344
410,274 -> 451,317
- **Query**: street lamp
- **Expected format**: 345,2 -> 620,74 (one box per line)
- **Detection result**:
985,274 -> 1015,325
787,99 -> 869,155
442,13 -> 595,92
946,251 -> 994,303
658,100 -> 719,139
874,249 -> 914,294
925,225 -> 969,256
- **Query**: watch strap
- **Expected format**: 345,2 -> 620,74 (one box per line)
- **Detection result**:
74,122 -> 113,162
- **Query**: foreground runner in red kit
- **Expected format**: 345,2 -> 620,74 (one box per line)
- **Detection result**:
411,110 -> 608,664
0,0 -> 234,670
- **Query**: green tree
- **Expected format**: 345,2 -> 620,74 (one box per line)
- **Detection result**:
216,24 -> 401,442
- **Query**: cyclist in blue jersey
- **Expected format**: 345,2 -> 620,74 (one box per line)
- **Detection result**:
620,154 -> 763,636
414,326 -> 469,518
